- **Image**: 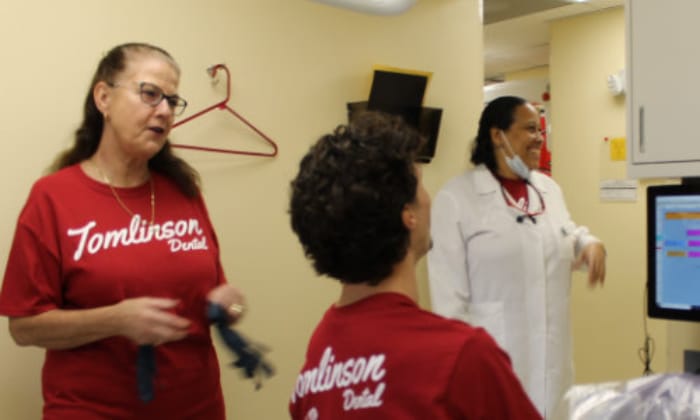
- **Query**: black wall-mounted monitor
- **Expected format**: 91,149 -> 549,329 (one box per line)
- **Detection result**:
647,183 -> 700,322
368,70 -> 427,112
347,69 -> 442,163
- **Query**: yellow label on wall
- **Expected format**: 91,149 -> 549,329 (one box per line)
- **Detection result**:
609,137 -> 626,161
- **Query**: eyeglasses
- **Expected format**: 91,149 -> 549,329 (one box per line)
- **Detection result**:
109,81 -> 188,116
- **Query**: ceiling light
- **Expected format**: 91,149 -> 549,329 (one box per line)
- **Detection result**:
309,0 -> 417,15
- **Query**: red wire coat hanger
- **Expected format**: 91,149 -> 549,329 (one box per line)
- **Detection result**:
171,64 -> 278,157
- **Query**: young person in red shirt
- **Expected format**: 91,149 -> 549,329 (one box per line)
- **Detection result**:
288,111 -> 542,419
0,42 -> 245,419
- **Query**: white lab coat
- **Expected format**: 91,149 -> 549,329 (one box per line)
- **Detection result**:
427,165 -> 599,418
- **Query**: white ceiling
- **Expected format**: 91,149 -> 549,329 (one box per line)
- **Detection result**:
484,0 -> 624,81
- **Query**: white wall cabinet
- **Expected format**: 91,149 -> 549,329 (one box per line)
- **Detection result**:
626,0 -> 700,178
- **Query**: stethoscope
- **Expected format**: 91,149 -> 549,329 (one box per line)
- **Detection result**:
499,180 -> 546,224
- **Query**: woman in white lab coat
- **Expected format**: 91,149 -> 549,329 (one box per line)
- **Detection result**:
427,96 -> 606,418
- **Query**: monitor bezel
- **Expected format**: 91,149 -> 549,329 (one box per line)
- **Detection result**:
647,183 -> 700,322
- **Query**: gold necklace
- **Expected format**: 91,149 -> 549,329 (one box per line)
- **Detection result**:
93,163 -> 155,225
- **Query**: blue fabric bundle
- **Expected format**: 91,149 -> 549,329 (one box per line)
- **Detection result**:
136,303 -> 275,402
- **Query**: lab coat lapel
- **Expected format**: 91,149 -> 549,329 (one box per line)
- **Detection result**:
473,165 -> 500,195
472,165 -> 508,219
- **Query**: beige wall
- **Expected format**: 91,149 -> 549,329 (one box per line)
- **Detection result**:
505,65 -> 549,81
551,6 -> 657,384
0,1 -> 483,419
551,6 -> 700,384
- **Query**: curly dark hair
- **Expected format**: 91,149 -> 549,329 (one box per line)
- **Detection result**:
289,111 -> 426,285
48,42 -> 200,197
470,95 -> 527,172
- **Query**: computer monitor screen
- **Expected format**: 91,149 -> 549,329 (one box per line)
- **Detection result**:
647,184 -> 700,321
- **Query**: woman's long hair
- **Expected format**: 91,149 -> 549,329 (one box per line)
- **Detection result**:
48,42 -> 200,197
470,96 -> 527,172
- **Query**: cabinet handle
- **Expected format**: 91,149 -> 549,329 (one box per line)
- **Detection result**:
639,106 -> 645,153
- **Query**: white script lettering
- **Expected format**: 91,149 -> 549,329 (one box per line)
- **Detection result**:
168,237 -> 209,252
291,346 -> 387,412
343,383 -> 385,410
67,215 -> 206,261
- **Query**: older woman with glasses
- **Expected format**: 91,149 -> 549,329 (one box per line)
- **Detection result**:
427,96 -> 607,418
0,42 -> 245,419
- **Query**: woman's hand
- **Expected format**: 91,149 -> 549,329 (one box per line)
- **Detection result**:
207,284 -> 247,324
573,242 -> 607,287
113,297 -> 191,345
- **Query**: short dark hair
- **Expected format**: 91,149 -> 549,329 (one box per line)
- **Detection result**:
470,95 -> 527,172
289,111 -> 425,285
49,42 -> 200,197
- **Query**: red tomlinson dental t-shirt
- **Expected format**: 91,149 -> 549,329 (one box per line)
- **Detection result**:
290,292 -> 542,419
0,164 -> 227,419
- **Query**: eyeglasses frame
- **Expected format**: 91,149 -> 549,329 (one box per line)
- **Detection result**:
107,81 -> 188,116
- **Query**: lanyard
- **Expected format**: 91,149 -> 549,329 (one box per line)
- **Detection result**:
500,181 -> 546,223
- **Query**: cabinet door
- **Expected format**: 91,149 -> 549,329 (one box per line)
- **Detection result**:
627,0 -> 700,166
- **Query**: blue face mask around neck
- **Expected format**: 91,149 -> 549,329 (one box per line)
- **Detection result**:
500,131 -> 531,181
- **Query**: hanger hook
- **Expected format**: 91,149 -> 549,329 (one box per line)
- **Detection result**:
205,64 -> 231,101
